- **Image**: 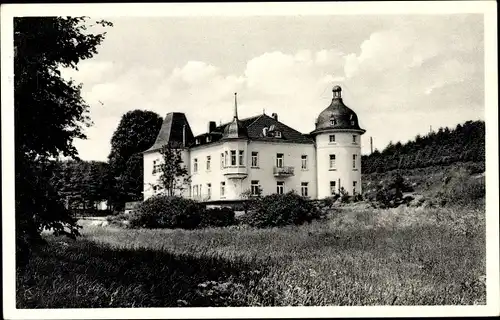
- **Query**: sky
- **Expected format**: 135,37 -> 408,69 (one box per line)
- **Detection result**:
61,13 -> 485,161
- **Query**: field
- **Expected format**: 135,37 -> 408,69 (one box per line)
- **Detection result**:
16,203 -> 486,308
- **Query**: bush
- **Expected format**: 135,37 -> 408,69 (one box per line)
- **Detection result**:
437,168 -> 485,207
200,207 -> 237,228
129,195 -> 203,229
339,187 -> 350,203
242,191 -> 322,228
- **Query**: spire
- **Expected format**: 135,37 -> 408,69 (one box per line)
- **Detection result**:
332,85 -> 342,99
222,92 -> 248,140
234,92 -> 238,119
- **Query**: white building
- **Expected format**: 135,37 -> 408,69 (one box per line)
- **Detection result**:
143,85 -> 366,202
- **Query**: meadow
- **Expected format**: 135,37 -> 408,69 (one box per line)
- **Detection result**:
16,203 -> 486,307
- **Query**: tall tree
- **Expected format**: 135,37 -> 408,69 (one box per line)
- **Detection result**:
155,144 -> 191,196
14,17 -> 112,264
107,110 -> 163,209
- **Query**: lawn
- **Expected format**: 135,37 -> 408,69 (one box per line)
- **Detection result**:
16,204 -> 486,307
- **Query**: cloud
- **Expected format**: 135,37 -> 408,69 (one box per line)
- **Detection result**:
64,16 -> 483,161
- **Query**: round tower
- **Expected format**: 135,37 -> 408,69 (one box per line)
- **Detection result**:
311,86 -> 366,199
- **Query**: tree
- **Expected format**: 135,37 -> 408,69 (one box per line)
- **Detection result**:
107,110 -> 163,209
155,144 -> 191,196
14,16 -> 112,264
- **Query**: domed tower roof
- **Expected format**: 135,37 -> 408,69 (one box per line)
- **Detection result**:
311,85 -> 366,135
222,93 -> 248,140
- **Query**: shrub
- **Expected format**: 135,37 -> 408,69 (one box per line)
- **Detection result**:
339,187 -> 350,203
242,191 -> 322,228
129,195 -> 203,229
437,168 -> 485,207
200,207 -> 237,228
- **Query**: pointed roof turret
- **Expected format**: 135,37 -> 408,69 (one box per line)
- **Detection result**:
222,92 -> 248,140
145,112 -> 194,152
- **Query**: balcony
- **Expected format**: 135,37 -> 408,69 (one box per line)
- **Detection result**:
222,165 -> 248,179
273,166 -> 294,177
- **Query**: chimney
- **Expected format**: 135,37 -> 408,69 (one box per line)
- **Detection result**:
208,121 -> 217,133
271,113 -> 278,121
182,124 -> 186,147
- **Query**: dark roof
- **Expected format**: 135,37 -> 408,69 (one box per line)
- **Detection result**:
189,114 -> 313,148
145,112 -> 194,152
311,86 -> 365,135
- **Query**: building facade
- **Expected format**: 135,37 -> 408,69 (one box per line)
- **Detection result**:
143,86 -> 365,202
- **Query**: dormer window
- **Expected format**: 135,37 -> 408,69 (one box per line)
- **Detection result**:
351,120 -> 355,125
206,136 -> 211,143
195,138 -> 200,145
330,117 -> 337,126
275,131 -> 282,138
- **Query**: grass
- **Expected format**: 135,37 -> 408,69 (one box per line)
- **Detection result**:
17,204 -> 485,307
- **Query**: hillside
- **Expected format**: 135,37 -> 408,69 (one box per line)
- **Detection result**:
361,120 -> 485,174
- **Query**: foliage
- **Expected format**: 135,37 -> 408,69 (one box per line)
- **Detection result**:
436,167 -> 485,207
155,143 -> 191,196
362,121 -> 485,174
129,195 -> 203,229
240,188 -> 262,213
339,187 -> 350,203
14,16 -> 112,264
107,110 -> 163,209
50,160 -> 109,210
363,172 -> 416,208
200,207 -> 237,228
242,191 -> 322,228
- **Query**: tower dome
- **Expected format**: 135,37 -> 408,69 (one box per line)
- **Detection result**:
311,86 -> 365,135
222,93 -> 248,140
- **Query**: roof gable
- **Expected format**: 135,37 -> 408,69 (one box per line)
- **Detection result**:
246,114 -> 314,144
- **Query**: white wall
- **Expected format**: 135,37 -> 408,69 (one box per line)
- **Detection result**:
144,140 -> 318,201
315,131 -> 363,198
246,141 -> 317,199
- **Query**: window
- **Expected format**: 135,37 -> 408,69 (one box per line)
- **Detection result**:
351,120 -> 355,125
206,136 -> 211,143
330,181 -> 336,195
207,183 -> 211,199
239,150 -> 244,166
301,182 -> 309,197
193,158 -> 198,173
224,151 -> 228,167
251,180 -> 260,196
194,185 -> 198,196
199,184 -> 202,196
276,181 -> 284,194
195,138 -> 200,145
353,154 -> 357,169
251,152 -> 259,167
153,159 -> 161,174
301,155 -> 308,170
220,153 -> 225,169
330,118 -> 337,126
352,135 -> 357,144
220,182 -> 225,197
206,155 -> 211,171
353,181 -> 357,195
329,154 -> 336,169
329,135 -> 336,143
276,153 -> 284,168
230,150 -> 237,166
275,131 -> 282,138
